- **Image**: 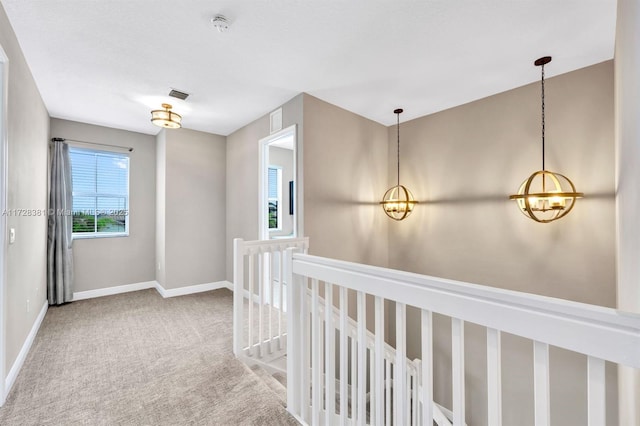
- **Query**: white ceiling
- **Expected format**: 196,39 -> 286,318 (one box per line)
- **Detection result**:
1,1 -> 617,136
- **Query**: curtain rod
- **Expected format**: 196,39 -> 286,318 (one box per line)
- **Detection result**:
50,137 -> 134,152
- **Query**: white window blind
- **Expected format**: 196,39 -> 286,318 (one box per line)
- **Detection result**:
69,147 -> 129,237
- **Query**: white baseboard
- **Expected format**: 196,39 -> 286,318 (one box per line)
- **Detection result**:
72,280 -> 233,302
154,280 -> 233,298
5,299 -> 47,396
73,281 -> 156,301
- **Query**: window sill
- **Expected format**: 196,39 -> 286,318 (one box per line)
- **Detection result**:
72,232 -> 129,240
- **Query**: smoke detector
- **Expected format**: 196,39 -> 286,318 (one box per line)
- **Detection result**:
211,15 -> 230,33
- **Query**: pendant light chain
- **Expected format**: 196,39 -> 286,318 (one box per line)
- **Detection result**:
541,63 -> 546,171
396,111 -> 400,187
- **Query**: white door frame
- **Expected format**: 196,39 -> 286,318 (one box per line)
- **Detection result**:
258,124 -> 299,240
0,43 -> 9,406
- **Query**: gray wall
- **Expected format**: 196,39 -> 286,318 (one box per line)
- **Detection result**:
50,119 -> 156,292
226,94 -> 303,281
0,4 -> 49,377
615,0 -> 640,422
388,61 -> 616,426
268,146 -> 294,237
160,128 -> 226,289
302,94 -> 389,267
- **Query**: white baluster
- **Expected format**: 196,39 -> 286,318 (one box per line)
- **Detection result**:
396,302 -> 407,426
311,279 -> 321,426
375,296 -> 385,426
411,374 -> 420,425
369,347 -> 375,425
339,287 -> 348,424
487,328 -> 502,426
385,359 -> 391,426
357,291 -> 367,424
301,277 -> 310,422
248,252 -> 254,357
351,334 -> 357,421
325,282 -> 335,424
267,251 -> 273,354
278,249 -> 284,351
533,341 -> 550,426
258,253 -> 265,358
587,356 -> 605,426
421,309 -> 433,426
452,318 -> 465,426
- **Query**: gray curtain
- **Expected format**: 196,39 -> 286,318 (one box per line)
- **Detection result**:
47,140 -> 74,305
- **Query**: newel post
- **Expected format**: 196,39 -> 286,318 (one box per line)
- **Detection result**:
285,247 -> 301,415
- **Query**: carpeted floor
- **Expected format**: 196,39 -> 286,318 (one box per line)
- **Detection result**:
0,289 -> 298,425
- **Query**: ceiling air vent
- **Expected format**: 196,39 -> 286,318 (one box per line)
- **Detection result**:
168,89 -> 189,100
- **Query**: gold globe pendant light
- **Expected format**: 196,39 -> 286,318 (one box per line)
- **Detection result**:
509,57 -> 583,223
380,108 -> 418,221
151,103 -> 182,129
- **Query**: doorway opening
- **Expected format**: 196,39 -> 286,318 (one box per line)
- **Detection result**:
259,125 -> 299,240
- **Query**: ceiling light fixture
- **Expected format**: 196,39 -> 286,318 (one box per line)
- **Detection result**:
509,56 -> 583,223
151,103 -> 182,129
380,108 -> 418,221
211,15 -> 230,33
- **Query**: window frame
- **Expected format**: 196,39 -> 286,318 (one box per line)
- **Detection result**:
69,146 -> 130,239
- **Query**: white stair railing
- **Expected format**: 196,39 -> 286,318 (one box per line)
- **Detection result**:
233,237 -> 309,367
234,238 -> 452,425
285,250 -> 640,426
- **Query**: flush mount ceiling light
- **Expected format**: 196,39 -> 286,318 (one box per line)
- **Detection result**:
150,103 -> 182,129
380,108 -> 418,221
509,56 -> 583,223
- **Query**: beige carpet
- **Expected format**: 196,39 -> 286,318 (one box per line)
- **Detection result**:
0,289 -> 298,426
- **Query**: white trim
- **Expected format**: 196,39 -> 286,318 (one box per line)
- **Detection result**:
154,280 -> 232,298
0,42 -> 9,407
4,300 -> 47,397
72,281 -> 156,301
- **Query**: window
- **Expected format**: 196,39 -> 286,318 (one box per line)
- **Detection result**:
268,166 -> 282,230
69,147 -> 129,238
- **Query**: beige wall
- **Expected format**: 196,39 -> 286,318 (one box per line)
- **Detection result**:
50,119 -> 156,292
161,128 -> 226,289
615,0 -> 640,422
388,61 -> 616,426
226,94 -> 303,281
0,4 -> 50,377
303,94 -> 389,267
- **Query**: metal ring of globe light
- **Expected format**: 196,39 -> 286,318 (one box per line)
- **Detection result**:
381,184 -> 417,221
380,108 -> 418,221
509,170 -> 583,223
